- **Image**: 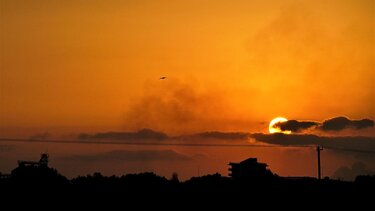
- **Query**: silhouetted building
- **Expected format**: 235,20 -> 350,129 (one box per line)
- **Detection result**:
11,153 -> 67,184
18,153 -> 49,168
228,158 -> 274,179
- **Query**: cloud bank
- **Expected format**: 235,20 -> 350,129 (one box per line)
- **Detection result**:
322,117 -> 374,131
273,116 -> 374,133
77,129 -> 251,143
78,129 -> 168,140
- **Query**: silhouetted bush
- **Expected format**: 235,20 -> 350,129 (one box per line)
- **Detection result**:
10,165 -> 68,185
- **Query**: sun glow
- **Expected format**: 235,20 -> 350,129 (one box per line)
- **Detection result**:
269,117 -> 291,134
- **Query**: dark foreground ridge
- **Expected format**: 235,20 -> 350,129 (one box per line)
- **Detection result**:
0,154 -> 374,207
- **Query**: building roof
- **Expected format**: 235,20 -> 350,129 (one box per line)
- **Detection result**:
229,158 -> 268,166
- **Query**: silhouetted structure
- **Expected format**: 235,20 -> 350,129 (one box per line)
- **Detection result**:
10,153 -> 67,185
1,154 -> 374,207
18,153 -> 49,168
228,158 -> 274,179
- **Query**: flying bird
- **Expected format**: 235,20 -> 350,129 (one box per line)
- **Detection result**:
159,76 -> 167,80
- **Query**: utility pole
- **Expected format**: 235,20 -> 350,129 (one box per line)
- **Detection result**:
316,146 -> 323,179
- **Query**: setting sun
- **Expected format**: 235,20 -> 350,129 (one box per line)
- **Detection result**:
269,117 -> 291,134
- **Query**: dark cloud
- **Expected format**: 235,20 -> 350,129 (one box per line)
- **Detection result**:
251,133 -> 375,152
78,129 -> 168,140
332,162 -> 375,181
78,129 -> 251,142
178,131 -> 250,140
321,117 -> 374,131
274,120 -> 319,132
274,117 -> 374,133
59,150 -> 191,162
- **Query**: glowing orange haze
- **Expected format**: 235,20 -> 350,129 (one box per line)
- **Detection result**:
0,0 -> 374,179
1,0 -> 373,137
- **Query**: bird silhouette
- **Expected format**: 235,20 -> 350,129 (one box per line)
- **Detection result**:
159,76 -> 167,80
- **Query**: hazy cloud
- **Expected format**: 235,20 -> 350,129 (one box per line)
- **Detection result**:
275,120 -> 319,132
60,150 -> 191,162
321,117 -> 374,131
78,129 -> 168,140
251,133 -> 375,152
123,79 -> 239,135
332,162 -> 375,181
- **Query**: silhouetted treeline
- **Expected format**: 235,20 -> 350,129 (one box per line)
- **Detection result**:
0,164 -> 374,207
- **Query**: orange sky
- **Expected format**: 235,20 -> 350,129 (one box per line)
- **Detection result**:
0,0 -> 374,180
0,0 -> 374,137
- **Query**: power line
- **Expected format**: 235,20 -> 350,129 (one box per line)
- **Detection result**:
1,138 -> 375,154
324,146 -> 375,154
0,138 -> 309,148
